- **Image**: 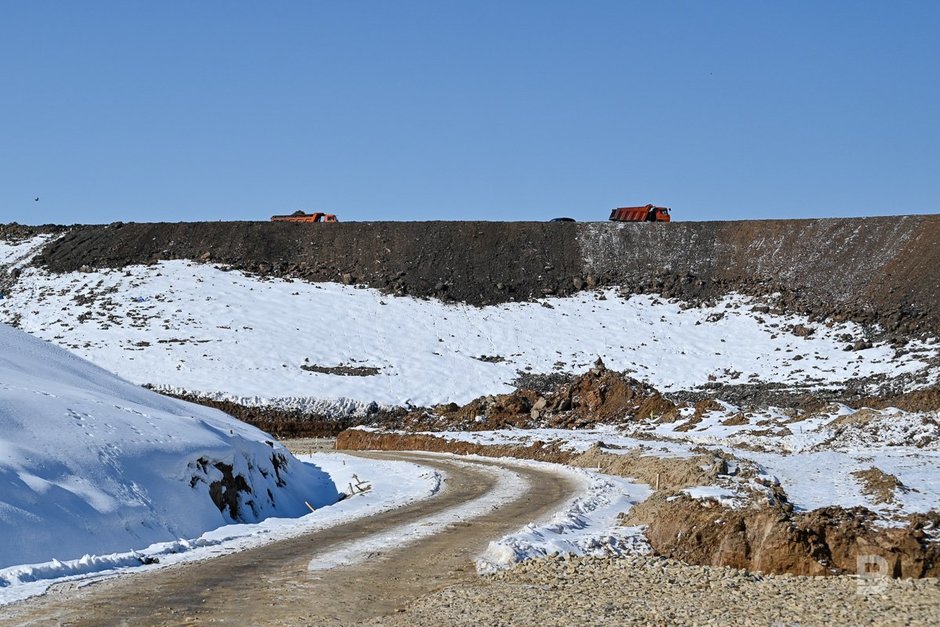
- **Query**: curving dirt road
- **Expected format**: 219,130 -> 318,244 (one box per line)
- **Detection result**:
0,452 -> 580,626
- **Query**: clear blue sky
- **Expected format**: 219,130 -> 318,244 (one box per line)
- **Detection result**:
1,1 -> 938,224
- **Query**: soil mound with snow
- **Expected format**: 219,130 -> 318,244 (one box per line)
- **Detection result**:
394,359 -> 675,431
14,214 -> 940,337
0,323 -> 338,569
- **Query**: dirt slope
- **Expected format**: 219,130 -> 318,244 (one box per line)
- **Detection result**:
15,214 -> 940,335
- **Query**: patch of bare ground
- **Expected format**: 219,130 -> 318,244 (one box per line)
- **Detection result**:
282,437 -> 337,455
338,429 -> 940,578
851,467 -> 910,504
337,429 -> 574,464
855,385 -> 940,413
299,362 -> 381,376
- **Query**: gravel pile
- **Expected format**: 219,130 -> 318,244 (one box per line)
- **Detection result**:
374,555 -> 940,626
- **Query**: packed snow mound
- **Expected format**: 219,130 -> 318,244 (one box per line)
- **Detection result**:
0,323 -> 338,569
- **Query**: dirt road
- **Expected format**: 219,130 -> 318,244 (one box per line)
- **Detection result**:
0,452 -> 580,626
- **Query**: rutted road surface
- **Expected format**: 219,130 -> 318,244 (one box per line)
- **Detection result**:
0,452 -> 580,626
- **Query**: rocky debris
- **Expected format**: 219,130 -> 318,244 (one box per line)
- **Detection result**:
155,390 -> 403,438
0,223 -> 66,241
856,385 -> 940,413
670,378 -> 940,415
388,359 -> 676,432
328,363 -> 940,436
374,555 -> 940,626
509,370 -> 577,394
791,323 -> 815,337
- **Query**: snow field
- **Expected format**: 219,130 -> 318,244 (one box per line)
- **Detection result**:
1,249 -> 935,414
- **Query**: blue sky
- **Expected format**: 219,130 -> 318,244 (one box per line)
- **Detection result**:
1,1 -> 938,224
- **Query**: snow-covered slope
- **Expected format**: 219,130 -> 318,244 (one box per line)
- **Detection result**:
0,322 -> 338,569
1,235 -> 936,415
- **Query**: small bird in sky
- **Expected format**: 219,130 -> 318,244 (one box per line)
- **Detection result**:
34,197 -> 39,202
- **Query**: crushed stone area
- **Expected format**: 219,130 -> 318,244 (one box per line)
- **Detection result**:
374,555 -> 940,627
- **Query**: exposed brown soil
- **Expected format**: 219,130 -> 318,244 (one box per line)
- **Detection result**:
336,428 -> 574,464
627,495 -> 940,578
338,429 -> 940,578
856,386 -> 940,413
13,214 -> 940,338
391,359 -> 675,432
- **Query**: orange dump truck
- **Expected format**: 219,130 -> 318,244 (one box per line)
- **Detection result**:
271,211 -> 338,223
609,205 -> 671,222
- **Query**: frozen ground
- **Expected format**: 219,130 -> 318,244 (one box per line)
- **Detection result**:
2,235 -> 936,415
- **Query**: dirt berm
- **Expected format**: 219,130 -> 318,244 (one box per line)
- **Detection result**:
14,213 -> 940,336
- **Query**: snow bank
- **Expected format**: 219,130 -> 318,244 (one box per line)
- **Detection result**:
0,323 -> 338,570
476,460 -> 651,574
0,453 -> 441,605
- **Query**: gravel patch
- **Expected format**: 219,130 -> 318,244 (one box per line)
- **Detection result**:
373,555 -> 940,626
